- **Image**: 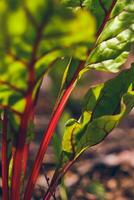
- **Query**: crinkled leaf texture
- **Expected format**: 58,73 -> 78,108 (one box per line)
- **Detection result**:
60,0 -> 134,96
61,65 -> 134,165
85,0 -> 134,72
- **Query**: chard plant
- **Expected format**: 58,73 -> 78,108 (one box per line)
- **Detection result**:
0,0 -> 134,199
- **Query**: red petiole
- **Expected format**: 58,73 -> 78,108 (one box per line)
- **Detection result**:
1,110 -> 9,200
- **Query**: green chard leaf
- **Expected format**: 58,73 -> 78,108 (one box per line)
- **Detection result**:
0,0 -> 96,114
61,64 -> 134,165
59,0 -> 134,97
0,0 -> 95,143
0,0 -> 96,65
83,0 -> 114,29
86,0 -> 134,72
61,0 -> 115,33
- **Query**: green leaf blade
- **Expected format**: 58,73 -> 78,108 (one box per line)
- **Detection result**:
61,64 -> 134,165
86,0 -> 134,72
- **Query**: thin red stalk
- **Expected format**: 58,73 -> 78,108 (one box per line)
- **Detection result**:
22,111 -> 35,179
24,1 -> 118,199
22,144 -> 29,178
96,0 -> 117,37
10,18 -> 45,200
43,2 -> 118,199
44,173 -> 57,200
10,102 -> 33,200
23,61 -> 84,200
23,63 -> 81,200
11,68 -> 34,200
2,110 -> 9,200
44,160 -> 75,200
23,2 -> 118,199
22,107 -> 35,178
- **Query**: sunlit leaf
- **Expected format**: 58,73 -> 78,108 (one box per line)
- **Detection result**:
61,65 -> 134,165
0,0 -> 96,139
86,0 -> 134,72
